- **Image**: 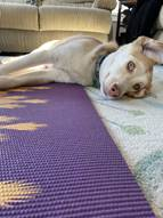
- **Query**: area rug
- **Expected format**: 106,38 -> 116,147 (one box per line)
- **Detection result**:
86,65 -> 163,218
0,84 -> 154,217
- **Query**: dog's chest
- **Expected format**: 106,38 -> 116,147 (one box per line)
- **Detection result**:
50,50 -> 96,85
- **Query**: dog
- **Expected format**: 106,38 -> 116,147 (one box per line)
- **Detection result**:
0,35 -> 162,99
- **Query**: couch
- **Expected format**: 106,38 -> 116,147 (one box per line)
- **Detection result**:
0,0 -> 116,53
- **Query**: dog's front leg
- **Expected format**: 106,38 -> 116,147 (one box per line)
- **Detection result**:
0,50 -> 51,75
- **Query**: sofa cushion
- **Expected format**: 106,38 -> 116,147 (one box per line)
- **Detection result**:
92,0 -> 116,10
42,0 -> 93,7
0,0 -> 31,3
0,3 -> 39,30
42,0 -> 93,3
39,6 -> 112,33
156,6 -> 163,30
41,0 -> 116,9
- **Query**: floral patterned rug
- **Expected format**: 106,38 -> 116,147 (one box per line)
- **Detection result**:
86,65 -> 163,218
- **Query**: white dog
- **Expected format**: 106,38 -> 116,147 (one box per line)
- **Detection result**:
0,35 -> 162,99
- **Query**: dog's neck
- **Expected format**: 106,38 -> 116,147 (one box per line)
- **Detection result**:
93,54 -> 107,88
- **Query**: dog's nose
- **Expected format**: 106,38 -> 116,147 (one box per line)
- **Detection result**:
108,83 -> 120,97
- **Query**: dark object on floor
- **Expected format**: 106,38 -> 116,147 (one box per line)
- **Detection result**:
126,0 -> 163,43
116,0 -> 137,45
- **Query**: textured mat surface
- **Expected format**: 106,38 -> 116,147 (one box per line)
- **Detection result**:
0,84 -> 155,217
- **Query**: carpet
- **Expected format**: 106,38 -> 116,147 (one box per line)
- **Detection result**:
86,65 -> 163,218
0,84 -> 154,217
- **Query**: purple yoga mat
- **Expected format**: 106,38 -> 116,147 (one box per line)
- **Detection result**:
0,84 -> 155,217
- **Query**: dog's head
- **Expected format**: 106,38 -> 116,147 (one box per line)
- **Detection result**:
99,36 -> 163,99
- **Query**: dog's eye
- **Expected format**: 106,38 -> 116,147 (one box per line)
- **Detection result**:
127,61 -> 136,72
133,83 -> 142,91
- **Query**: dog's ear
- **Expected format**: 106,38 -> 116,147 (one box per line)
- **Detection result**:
133,36 -> 163,64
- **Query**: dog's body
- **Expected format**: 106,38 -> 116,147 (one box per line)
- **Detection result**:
0,35 -> 117,89
0,35 -> 163,99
